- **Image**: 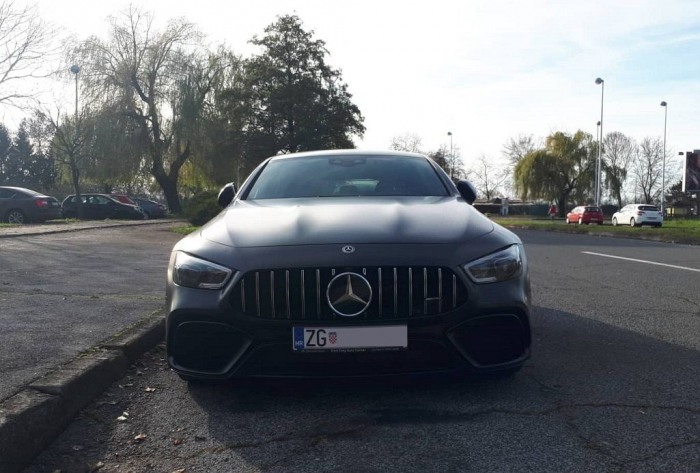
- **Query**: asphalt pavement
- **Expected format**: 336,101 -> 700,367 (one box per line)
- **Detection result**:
0,219 -> 186,473
1,218 -> 697,472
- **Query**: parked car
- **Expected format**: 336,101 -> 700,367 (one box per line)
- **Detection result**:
166,150 -> 532,382
110,193 -> 137,205
110,193 -> 147,217
612,204 -> 663,227
566,205 -> 604,225
132,197 -> 167,219
0,186 -> 62,224
61,193 -> 145,220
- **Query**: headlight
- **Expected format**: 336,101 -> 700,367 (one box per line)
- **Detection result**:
463,245 -> 522,284
173,251 -> 232,289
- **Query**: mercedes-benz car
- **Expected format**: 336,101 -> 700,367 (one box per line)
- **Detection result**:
166,150 -> 532,381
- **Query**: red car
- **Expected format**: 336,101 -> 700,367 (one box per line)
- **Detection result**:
566,206 -> 604,225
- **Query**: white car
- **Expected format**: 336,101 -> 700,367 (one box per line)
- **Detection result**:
612,204 -> 663,228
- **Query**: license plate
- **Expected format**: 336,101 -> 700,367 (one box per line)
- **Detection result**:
293,325 -> 407,351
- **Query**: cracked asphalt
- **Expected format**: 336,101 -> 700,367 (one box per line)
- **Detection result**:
20,229 -> 700,472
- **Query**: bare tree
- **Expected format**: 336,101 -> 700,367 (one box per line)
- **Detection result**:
603,131 -> 635,208
390,132 -> 423,153
33,103 -> 95,215
503,134 -> 537,165
631,137 -> 664,204
469,154 -> 510,201
0,1 -> 58,106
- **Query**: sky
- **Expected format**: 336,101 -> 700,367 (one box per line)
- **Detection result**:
7,0 -> 700,174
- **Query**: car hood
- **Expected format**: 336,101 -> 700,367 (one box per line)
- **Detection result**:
200,197 -> 494,248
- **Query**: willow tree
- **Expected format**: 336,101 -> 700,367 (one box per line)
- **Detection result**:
75,6 -> 223,213
514,130 -> 596,216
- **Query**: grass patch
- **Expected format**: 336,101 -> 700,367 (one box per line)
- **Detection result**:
492,216 -> 700,244
171,225 -> 198,235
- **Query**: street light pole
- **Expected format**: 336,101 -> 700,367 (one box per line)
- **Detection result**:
595,77 -> 604,207
660,101 -> 667,215
70,64 -> 80,122
447,131 -> 453,179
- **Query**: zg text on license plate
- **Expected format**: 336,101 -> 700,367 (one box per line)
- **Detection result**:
293,325 -> 407,351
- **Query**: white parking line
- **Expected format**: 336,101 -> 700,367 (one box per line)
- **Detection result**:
583,251 -> 700,273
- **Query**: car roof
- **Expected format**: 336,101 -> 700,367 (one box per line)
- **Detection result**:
267,149 -> 427,162
0,186 -> 45,196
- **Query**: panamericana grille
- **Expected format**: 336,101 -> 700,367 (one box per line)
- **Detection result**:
229,266 -> 468,321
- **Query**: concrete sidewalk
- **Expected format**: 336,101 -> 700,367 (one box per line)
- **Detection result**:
0,219 -> 185,473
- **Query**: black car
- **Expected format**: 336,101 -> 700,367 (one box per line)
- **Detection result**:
0,186 -> 62,223
61,193 -> 145,220
166,150 -> 531,381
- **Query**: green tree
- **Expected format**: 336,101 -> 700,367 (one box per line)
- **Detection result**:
0,121 -> 55,189
179,47 -> 246,189
236,14 -> 365,166
0,123 -> 10,182
514,130 -> 596,216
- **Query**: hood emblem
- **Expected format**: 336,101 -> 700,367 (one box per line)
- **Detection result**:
326,272 -> 372,317
341,245 -> 355,254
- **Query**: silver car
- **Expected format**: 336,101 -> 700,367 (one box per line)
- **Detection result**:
612,204 -> 663,228
166,150 -> 532,382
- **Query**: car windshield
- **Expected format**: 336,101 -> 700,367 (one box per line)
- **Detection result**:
639,205 -> 659,211
585,207 -> 601,212
245,155 -> 449,200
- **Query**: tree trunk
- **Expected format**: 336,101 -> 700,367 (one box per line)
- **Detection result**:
69,157 -> 84,219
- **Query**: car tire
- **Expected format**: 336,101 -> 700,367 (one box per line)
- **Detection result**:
612,217 -> 618,226
4,209 -> 27,224
630,218 -> 637,227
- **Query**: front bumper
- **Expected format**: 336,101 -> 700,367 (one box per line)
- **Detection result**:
166,306 -> 531,380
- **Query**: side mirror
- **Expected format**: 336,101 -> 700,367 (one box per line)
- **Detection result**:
217,182 -> 237,208
456,180 -> 477,204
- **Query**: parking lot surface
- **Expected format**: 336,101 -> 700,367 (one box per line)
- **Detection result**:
0,220 -> 185,472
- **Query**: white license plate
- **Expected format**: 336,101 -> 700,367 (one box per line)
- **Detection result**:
293,325 -> 407,351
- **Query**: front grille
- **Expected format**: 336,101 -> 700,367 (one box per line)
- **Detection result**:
229,266 -> 468,321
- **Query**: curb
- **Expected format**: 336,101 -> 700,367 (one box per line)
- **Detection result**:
0,219 -> 184,239
0,312 -> 165,473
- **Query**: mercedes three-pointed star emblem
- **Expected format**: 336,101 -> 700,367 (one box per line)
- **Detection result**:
326,272 -> 372,316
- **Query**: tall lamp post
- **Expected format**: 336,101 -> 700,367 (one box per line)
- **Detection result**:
447,131 -> 453,179
595,77 -> 604,206
660,101 -> 667,215
70,65 -> 80,122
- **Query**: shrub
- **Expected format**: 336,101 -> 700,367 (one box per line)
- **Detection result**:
182,190 -> 220,226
